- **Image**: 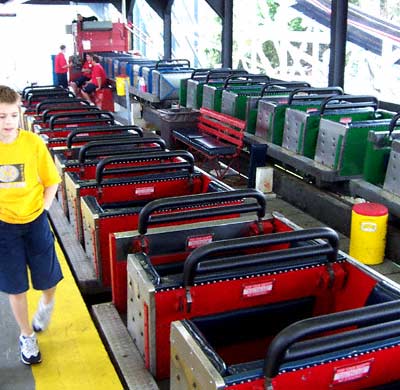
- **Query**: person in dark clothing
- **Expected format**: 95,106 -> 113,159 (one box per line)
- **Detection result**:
54,45 -> 70,89
72,13 -> 98,26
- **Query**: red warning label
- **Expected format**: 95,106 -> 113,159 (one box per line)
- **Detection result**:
242,281 -> 274,298
135,186 -> 155,196
187,234 -> 213,250
332,360 -> 372,384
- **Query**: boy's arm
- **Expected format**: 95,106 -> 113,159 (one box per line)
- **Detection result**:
43,183 -> 59,210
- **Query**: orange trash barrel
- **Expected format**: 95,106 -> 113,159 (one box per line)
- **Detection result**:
349,202 -> 388,265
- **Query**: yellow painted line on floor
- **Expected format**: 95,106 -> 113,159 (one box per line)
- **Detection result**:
28,239 -> 124,390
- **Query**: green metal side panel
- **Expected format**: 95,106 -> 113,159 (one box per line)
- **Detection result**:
340,128 -> 370,176
246,110 -> 258,134
301,111 -> 369,159
179,78 -> 188,106
283,104 -> 320,157
234,91 -> 264,120
363,141 -> 391,185
302,116 -> 321,158
247,94 -> 292,135
340,119 -> 394,176
192,81 -> 225,109
270,103 -> 313,146
196,84 -> 205,109
272,106 -> 288,145
221,88 -> 264,119
213,89 -> 223,112
302,111 -> 378,161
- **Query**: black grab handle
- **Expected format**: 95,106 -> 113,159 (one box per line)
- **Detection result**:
48,111 -> 115,131
189,68 -> 213,79
36,98 -> 90,114
264,299 -> 400,379
23,85 -> 65,99
95,150 -> 195,186
261,81 -> 311,97
320,94 -> 379,115
27,90 -> 75,106
78,137 -> 166,164
66,125 -> 143,148
23,84 -> 64,99
223,74 -> 271,89
205,69 -> 248,83
25,88 -> 67,99
388,112 -> 400,139
190,68 -> 236,80
287,87 -> 344,105
42,105 -> 100,122
155,58 -> 190,69
48,110 -> 114,129
137,188 -> 267,235
183,227 -> 339,288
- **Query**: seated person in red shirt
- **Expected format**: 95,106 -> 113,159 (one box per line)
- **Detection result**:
70,53 -> 93,95
80,55 -> 107,104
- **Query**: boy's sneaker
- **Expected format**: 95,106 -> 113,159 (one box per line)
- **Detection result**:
19,333 -> 41,365
32,298 -> 54,332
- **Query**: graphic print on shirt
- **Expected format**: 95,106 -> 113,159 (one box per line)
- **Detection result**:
0,164 -> 25,188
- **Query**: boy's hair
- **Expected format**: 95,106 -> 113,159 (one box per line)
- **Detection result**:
0,85 -> 20,104
92,54 -> 99,63
60,44 -> 66,50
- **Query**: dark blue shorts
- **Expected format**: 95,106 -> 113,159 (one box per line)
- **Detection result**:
0,211 -> 63,294
74,75 -> 90,88
82,82 -> 96,94
56,73 -> 68,89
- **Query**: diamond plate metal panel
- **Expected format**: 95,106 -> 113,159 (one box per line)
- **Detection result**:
383,139 -> 400,196
315,118 -> 347,169
221,90 -> 237,116
80,197 -> 100,281
282,108 -> 306,153
64,172 -> 82,243
170,321 -> 226,390
255,100 -> 275,141
186,79 -> 198,108
127,254 -> 157,375
202,84 -> 216,110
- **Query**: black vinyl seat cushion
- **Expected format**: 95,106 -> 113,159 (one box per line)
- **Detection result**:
190,136 -> 236,156
172,128 -> 203,142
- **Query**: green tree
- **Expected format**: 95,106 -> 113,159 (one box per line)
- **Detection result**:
289,17 -> 306,31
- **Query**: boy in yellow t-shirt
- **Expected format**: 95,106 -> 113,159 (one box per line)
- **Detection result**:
0,85 -> 63,365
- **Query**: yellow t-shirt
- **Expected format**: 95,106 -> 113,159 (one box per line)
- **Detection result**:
0,129 -> 61,224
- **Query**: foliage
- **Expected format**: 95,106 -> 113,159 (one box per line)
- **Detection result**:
204,47 -> 221,65
266,0 -> 279,21
289,17 -> 307,31
262,40 -> 279,68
